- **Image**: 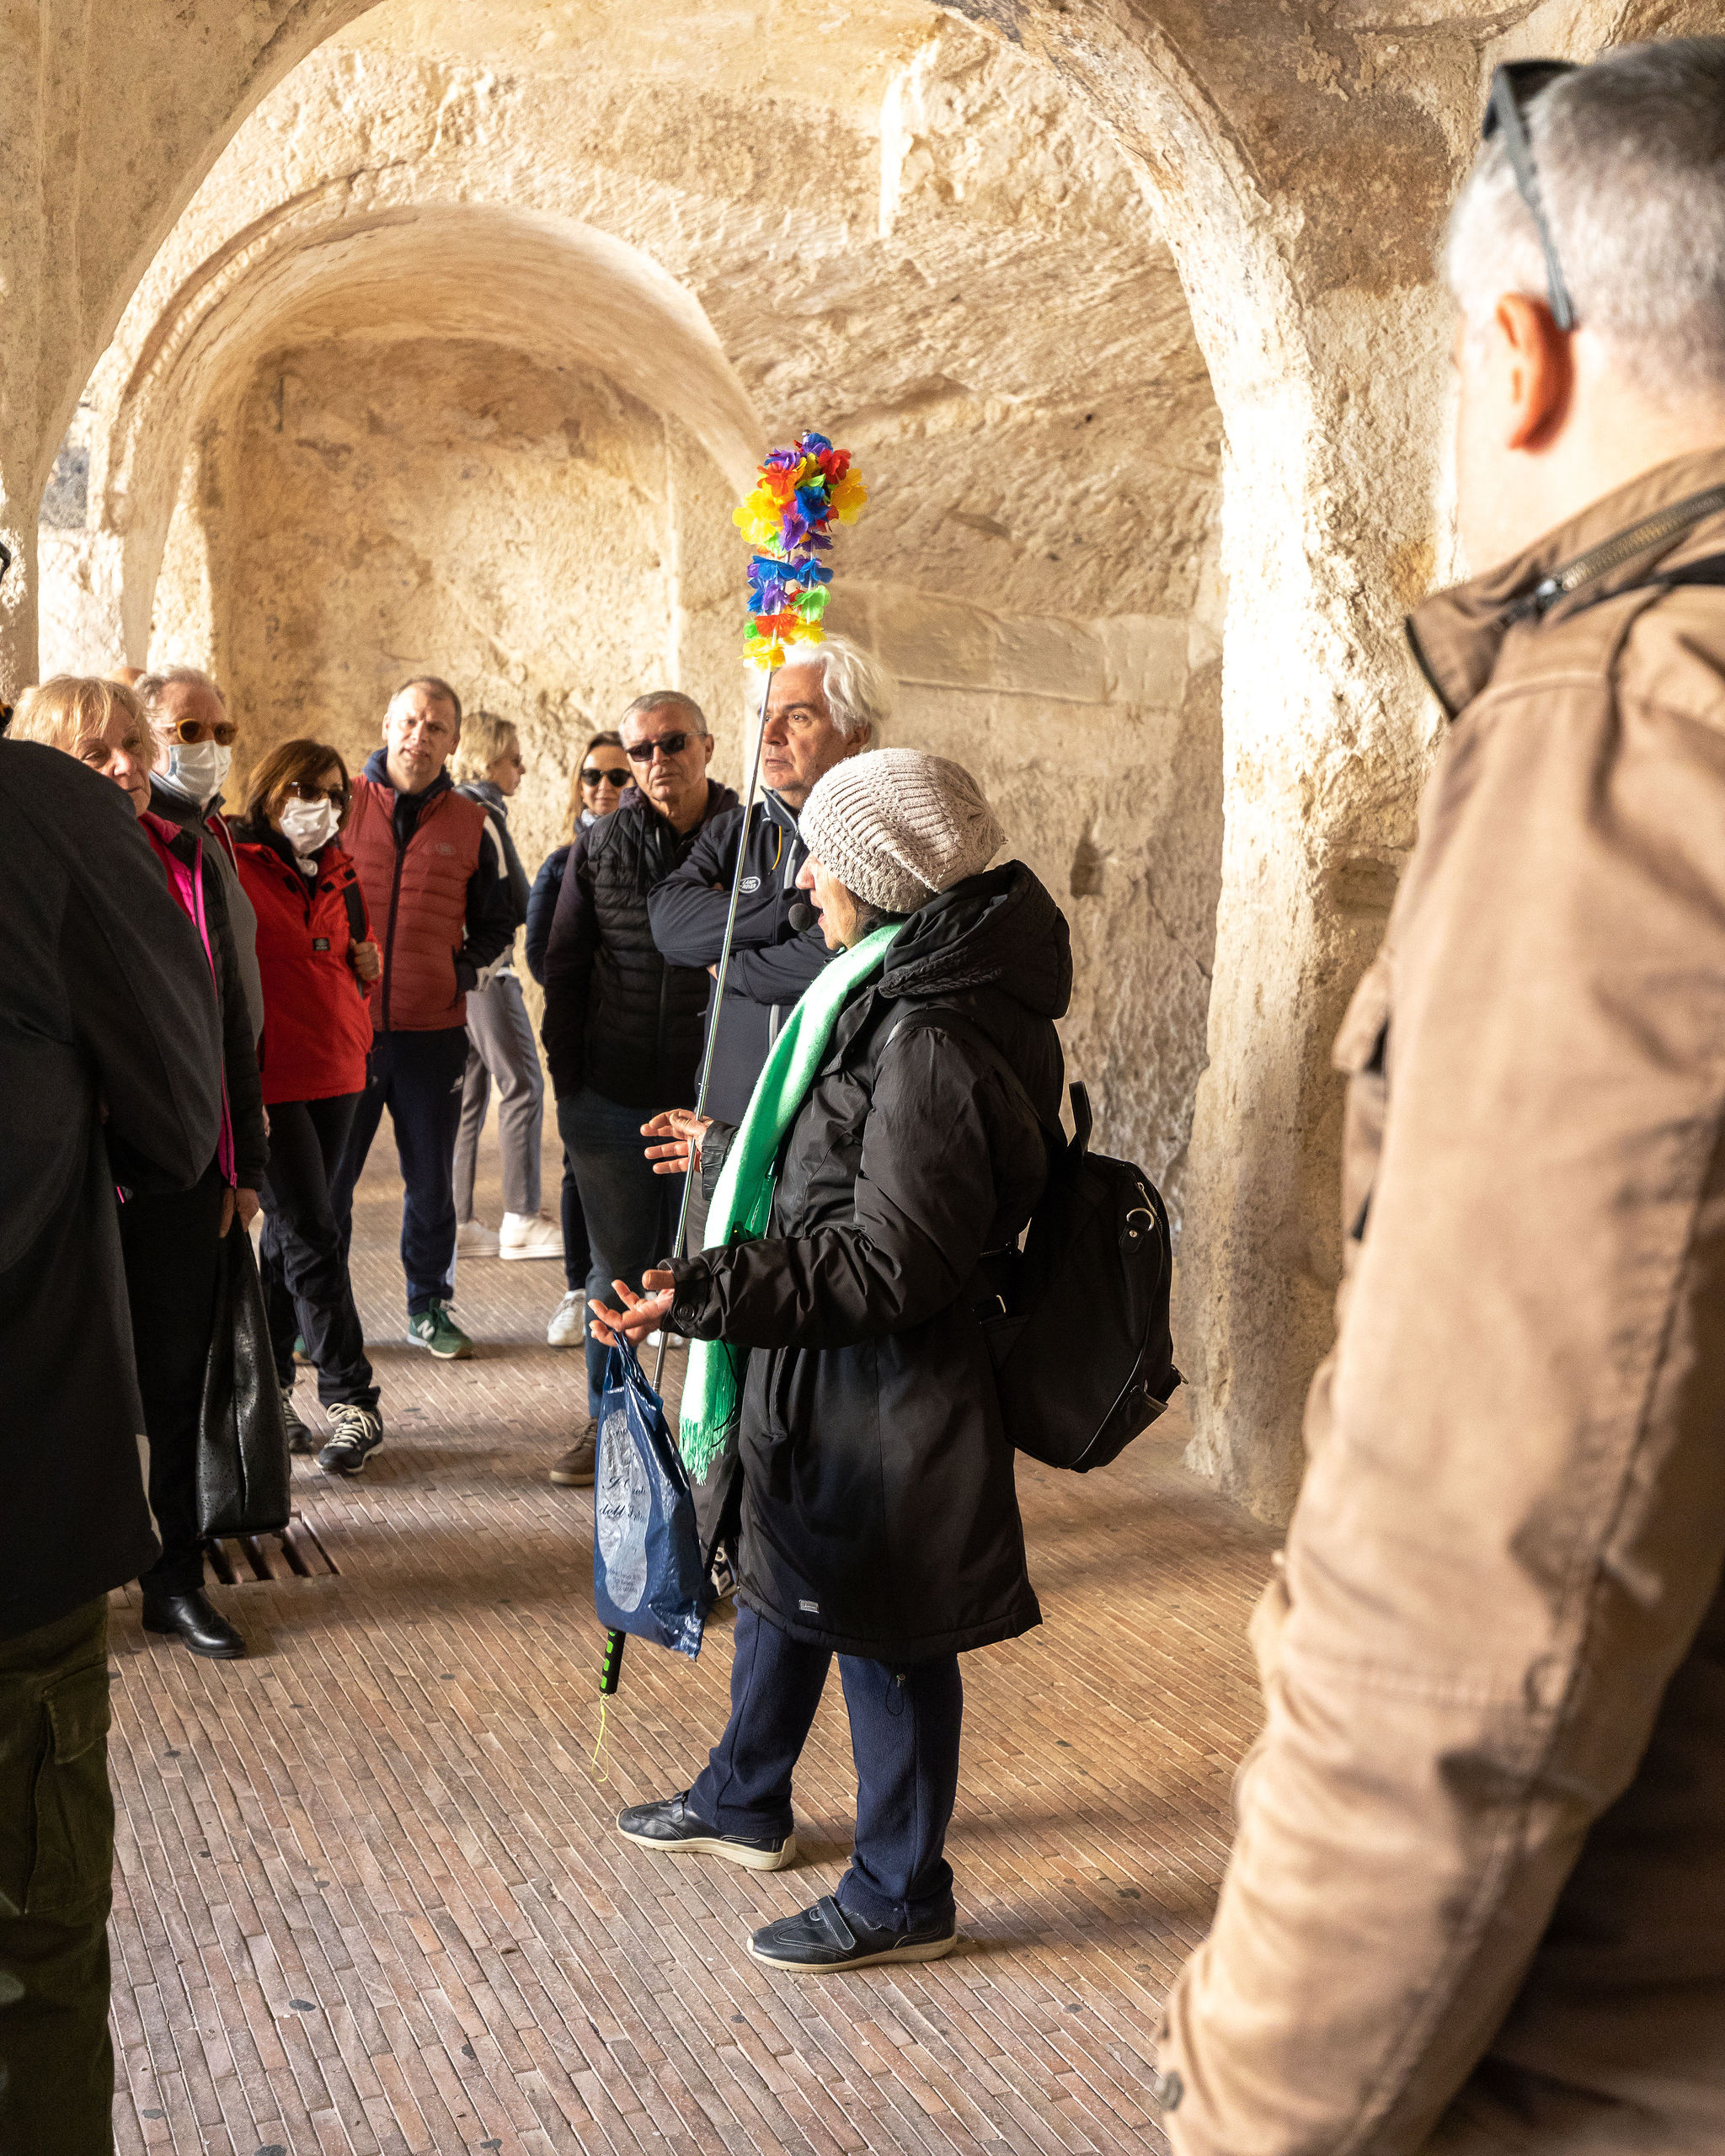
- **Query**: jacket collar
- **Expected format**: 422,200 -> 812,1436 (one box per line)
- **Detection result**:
362,746 -> 453,803
1408,446 -> 1725,719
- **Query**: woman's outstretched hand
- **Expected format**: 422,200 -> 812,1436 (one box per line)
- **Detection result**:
590,1268 -> 677,1348
640,1108 -> 713,1177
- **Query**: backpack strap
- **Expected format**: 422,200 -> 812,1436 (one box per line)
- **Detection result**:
339,876 -> 367,944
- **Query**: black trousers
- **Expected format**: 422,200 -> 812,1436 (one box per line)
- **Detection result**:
558,1147 -> 592,1293
688,1604 -> 964,1932
0,1600 -> 115,2156
118,1162 -> 226,1596
330,1028 -> 467,1316
260,1093 -> 378,1412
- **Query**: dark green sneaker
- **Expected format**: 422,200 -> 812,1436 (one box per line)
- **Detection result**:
407,1300 -> 473,1359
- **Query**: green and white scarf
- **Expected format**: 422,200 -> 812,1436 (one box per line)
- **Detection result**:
679,922 -> 900,1480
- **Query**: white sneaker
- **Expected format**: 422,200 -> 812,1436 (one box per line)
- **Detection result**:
644,1330 -> 687,1350
547,1289 -> 585,1348
501,1211 -> 565,1261
457,1216 -> 500,1257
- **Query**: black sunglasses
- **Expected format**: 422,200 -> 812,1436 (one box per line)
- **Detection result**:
287,778 -> 349,805
624,732 -> 695,761
1482,60 -> 1578,333
581,765 -> 633,788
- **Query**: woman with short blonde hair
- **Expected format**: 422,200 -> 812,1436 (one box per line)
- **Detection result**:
451,711 -> 560,1263
10,675 -> 154,815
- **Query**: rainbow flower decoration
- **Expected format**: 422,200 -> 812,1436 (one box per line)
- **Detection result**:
733,432 -> 868,668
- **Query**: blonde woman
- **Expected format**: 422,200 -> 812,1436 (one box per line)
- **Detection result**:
451,711 -> 561,1260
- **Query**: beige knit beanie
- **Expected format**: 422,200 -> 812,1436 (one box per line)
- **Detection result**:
799,748 -> 1005,915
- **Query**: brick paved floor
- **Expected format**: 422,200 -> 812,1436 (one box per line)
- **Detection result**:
109,1129 -> 1277,2156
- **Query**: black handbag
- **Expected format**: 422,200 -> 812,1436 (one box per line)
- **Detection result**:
195,1222 -> 292,1538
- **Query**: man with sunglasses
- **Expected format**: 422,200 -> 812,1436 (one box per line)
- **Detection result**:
1156,42 -> 1725,2156
136,665 -> 264,1043
540,691 -> 736,1485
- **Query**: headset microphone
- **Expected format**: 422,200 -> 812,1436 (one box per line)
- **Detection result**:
788,901 -> 816,932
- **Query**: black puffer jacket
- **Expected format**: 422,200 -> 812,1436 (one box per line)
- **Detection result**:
542,783 -> 738,1108
666,862 -> 1071,1662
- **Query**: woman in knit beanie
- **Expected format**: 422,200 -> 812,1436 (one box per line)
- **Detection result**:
594,746 -> 1073,1976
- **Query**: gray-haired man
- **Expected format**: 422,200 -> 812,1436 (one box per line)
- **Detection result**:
1158,40 -> 1725,2156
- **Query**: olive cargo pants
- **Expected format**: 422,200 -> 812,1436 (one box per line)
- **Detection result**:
0,1599 -> 115,2156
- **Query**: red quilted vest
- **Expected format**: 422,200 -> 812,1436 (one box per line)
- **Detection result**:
344,775 -> 486,1033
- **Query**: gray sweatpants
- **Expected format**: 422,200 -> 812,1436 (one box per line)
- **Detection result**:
455,970 -> 545,1220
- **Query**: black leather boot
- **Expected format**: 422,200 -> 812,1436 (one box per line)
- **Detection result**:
141,1588 -> 247,1660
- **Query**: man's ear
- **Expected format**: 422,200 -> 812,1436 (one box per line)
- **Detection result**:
701,732 -> 716,766
1498,292 -> 1573,451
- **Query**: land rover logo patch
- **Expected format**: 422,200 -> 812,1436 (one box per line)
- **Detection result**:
740,876 -> 761,894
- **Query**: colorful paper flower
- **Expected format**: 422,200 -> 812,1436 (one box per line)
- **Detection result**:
734,432 -> 867,667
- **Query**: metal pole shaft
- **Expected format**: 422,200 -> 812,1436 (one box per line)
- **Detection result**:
653,661 -> 776,1393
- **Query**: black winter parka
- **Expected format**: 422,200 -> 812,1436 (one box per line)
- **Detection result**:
666,862 -> 1072,1663
541,783 -> 739,1109
0,744 -> 223,1639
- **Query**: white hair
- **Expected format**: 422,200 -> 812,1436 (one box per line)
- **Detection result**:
1445,38 -> 1725,408
787,635 -> 895,744
136,664 -> 227,717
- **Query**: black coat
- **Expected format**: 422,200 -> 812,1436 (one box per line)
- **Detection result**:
666,862 -> 1072,1662
0,744 -> 222,1640
648,792 -> 833,1123
525,840 -> 572,986
541,783 -> 739,1110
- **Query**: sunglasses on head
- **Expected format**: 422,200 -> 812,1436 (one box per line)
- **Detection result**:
582,765 -> 633,788
1482,60 -> 1579,333
163,715 -> 239,746
624,732 -> 694,761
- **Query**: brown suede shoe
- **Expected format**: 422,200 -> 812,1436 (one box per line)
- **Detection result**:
549,1422 -> 596,1486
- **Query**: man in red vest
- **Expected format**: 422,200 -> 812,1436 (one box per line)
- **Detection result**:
331,677 -> 515,1368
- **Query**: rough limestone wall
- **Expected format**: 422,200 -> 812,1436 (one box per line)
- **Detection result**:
188,338 -> 745,916
114,9 -> 1225,1235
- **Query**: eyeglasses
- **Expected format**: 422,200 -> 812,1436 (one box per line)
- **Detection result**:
624,732 -> 694,762
163,715 -> 239,747
1482,60 -> 1578,333
581,766 -> 633,788
287,779 -> 349,806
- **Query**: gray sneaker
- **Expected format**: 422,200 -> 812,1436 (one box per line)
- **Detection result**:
318,1403 -> 384,1476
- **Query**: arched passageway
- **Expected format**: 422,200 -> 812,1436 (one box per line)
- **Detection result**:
45,2 -> 1230,1239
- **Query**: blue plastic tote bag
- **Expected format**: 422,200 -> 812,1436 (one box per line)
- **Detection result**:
592,1340 -> 704,1663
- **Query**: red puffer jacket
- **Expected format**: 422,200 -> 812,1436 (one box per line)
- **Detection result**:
233,831 -> 376,1104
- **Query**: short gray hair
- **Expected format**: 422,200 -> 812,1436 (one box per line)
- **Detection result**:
1445,39 -> 1725,408
619,690 -> 708,736
789,636 -> 895,744
136,664 -> 227,722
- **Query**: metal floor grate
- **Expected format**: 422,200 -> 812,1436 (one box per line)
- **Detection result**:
202,1510 -> 339,1584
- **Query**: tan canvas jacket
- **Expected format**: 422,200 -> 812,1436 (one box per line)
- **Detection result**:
1158,449 -> 1725,2155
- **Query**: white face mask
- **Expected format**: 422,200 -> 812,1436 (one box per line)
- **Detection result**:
166,739 -> 232,807
277,794 -> 339,862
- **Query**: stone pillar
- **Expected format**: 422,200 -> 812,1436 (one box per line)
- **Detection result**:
947,0 -> 1479,1518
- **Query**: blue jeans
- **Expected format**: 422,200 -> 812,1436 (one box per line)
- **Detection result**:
690,1604 -> 964,1934
332,1028 -> 468,1316
558,1087 -> 670,1417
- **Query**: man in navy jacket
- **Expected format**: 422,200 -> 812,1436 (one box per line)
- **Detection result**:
647,637 -> 894,1126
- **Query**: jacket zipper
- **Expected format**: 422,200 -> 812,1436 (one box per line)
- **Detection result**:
382,802 -> 407,1033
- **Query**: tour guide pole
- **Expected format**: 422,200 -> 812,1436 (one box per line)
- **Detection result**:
651,659 -> 775,1396
601,433 -> 865,1707
600,669 -> 774,1710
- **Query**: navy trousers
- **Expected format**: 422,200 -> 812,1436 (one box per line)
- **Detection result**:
261,1092 -> 378,1410
331,1028 -> 468,1315
689,1604 -> 964,1933
558,1087 -> 670,1417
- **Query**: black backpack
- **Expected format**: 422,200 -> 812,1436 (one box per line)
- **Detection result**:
895,1011 -> 1182,1472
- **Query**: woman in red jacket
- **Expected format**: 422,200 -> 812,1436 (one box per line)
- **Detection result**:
233,740 -> 386,1476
